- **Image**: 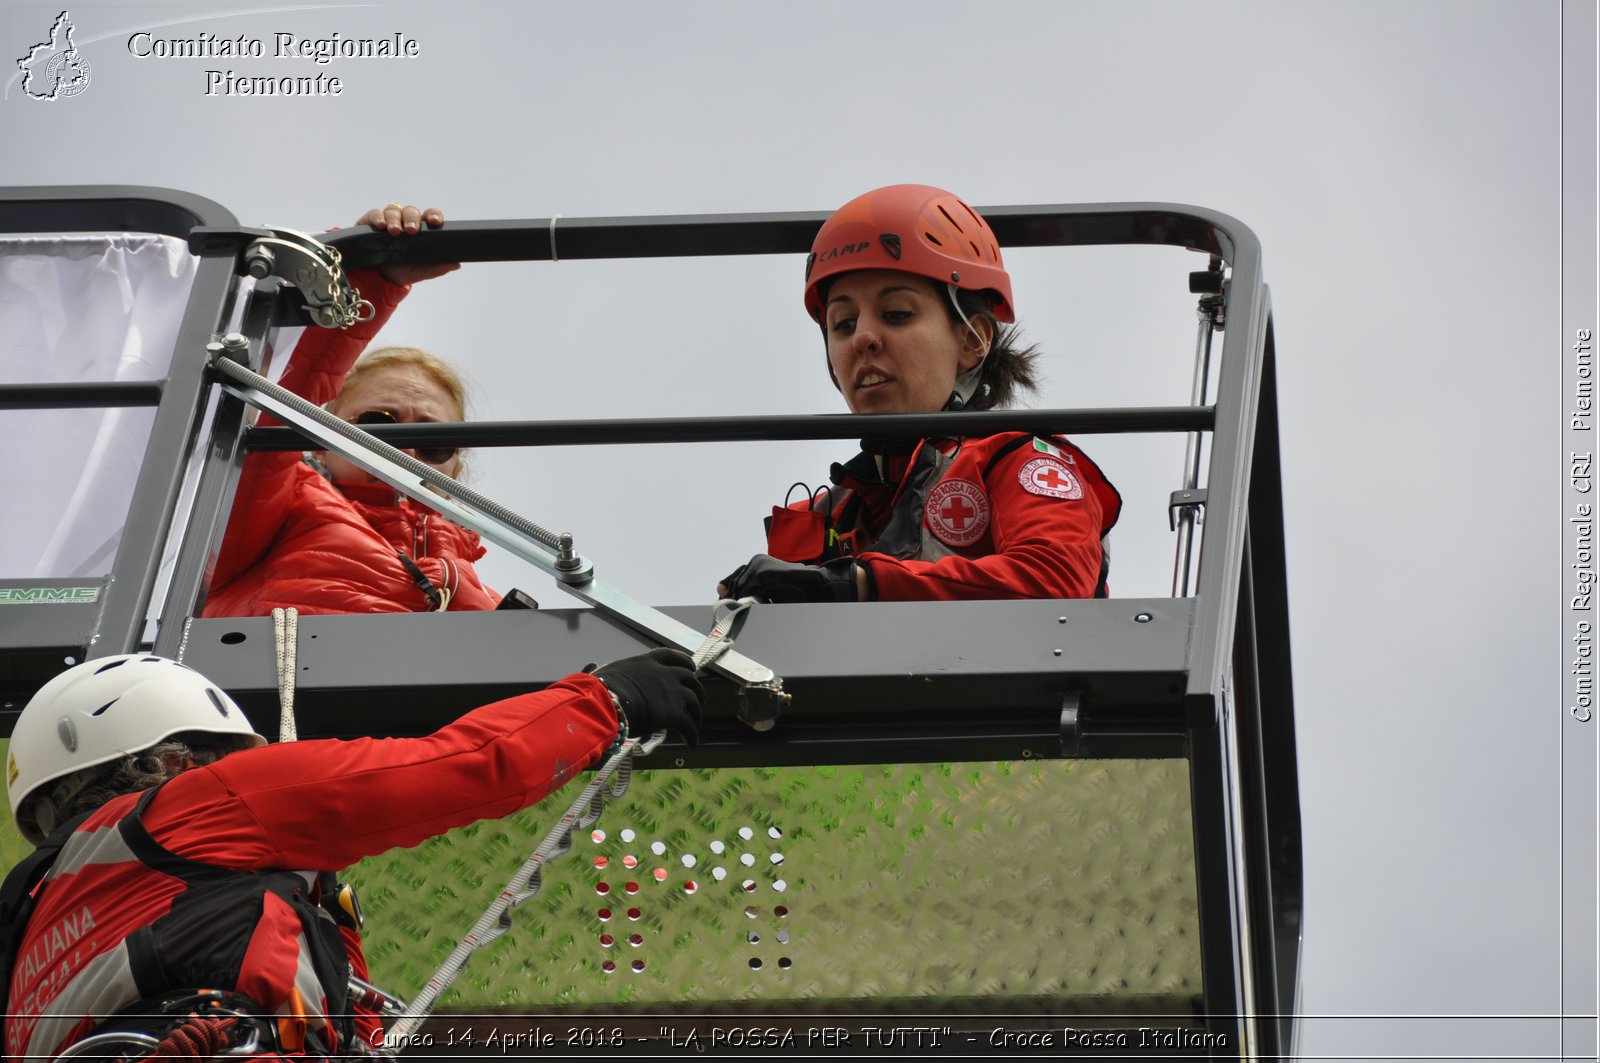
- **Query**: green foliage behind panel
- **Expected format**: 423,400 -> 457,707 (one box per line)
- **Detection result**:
0,743 -> 1201,1014
355,759 -> 1202,1012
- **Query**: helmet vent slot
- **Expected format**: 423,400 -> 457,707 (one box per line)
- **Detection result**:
938,204 -> 963,231
93,660 -> 126,675
205,688 -> 232,717
90,698 -> 118,717
923,231 -> 943,247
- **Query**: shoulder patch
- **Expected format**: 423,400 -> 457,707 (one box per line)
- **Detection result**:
925,478 -> 991,547
1019,456 -> 1083,500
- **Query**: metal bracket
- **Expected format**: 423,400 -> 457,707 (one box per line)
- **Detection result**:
689,598 -> 787,731
191,225 -> 372,329
248,227 -> 373,329
1189,256 -> 1228,331
1168,487 -> 1208,531
1060,690 -> 1082,758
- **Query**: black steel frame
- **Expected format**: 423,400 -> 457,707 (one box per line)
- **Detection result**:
0,187 -> 1300,1059
0,186 -> 240,692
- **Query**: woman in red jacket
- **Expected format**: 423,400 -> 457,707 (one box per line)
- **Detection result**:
203,204 -> 495,617
719,184 -> 1121,604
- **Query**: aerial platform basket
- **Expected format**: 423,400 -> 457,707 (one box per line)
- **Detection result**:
0,187 -> 1300,1059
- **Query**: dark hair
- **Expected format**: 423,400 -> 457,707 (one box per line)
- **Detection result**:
945,288 -> 1042,411
18,733 -> 250,840
815,276 -> 1042,410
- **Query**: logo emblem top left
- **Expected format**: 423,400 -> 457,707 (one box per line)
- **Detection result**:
17,11 -> 92,101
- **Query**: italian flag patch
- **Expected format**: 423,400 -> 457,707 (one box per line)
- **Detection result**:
1032,438 -> 1072,463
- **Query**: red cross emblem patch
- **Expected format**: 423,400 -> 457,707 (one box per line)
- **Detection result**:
924,478 -> 991,547
1019,456 -> 1082,499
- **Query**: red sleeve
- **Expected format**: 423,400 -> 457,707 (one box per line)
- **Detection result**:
861,443 -> 1106,601
144,673 -> 620,871
208,271 -> 410,589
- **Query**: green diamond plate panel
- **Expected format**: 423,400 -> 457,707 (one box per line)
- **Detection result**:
355,758 -> 1201,1011
0,746 -> 1201,1013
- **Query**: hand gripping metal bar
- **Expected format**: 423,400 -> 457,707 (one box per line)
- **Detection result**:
205,344 -> 788,719
383,731 -> 665,1048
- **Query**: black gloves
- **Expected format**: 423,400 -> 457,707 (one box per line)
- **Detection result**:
719,554 -> 861,603
591,648 -> 705,747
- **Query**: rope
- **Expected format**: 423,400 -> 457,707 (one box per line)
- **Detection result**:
272,607 -> 298,742
150,1015 -> 239,1057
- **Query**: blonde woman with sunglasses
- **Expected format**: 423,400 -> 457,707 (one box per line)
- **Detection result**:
202,204 -> 498,616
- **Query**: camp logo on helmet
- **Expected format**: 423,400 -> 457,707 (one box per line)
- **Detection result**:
806,241 -> 873,278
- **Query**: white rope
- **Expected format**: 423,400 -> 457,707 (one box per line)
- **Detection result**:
272,606 -> 298,742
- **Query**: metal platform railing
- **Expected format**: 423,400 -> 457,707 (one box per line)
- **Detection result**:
0,188 -> 1299,1059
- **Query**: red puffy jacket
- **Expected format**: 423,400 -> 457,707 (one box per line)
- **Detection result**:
203,271 -> 500,617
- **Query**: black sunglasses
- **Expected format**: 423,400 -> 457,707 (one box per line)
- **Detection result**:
352,410 -> 459,466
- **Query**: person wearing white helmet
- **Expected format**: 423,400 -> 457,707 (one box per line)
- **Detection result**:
2,649 -> 702,1059
718,184 -> 1121,604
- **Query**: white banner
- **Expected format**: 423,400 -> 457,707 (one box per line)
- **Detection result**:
1,234 -> 197,578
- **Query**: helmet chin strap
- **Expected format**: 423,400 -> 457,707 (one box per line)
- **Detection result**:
944,284 -> 990,411
946,362 -> 988,411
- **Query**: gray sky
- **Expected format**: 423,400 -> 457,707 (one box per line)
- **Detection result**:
3,2 -> 1591,1059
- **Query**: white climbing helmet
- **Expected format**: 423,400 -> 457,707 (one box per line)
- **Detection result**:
7,654 -> 266,843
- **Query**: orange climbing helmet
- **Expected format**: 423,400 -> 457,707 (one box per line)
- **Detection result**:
803,184 -> 1014,324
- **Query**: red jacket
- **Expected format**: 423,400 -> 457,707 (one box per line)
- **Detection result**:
4,674 -> 619,1060
766,433 -> 1120,600
203,271 -> 499,617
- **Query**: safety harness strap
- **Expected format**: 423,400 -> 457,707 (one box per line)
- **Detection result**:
114,786 -> 355,1050
0,811 -> 93,1024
